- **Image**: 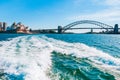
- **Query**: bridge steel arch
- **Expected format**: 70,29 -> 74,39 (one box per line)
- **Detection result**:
62,20 -> 113,32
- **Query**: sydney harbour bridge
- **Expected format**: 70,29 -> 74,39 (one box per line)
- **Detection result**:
44,20 -> 119,34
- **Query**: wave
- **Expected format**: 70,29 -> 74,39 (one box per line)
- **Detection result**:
42,36 -> 120,79
0,35 -> 120,80
0,36 -> 52,80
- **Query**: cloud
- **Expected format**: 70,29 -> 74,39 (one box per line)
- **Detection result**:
105,0 -> 120,6
93,0 -> 120,8
66,8 -> 120,25
72,0 -> 84,6
66,0 -> 120,26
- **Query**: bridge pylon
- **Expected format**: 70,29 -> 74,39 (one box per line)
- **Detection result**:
58,26 -> 62,34
114,24 -> 119,34
91,28 -> 93,33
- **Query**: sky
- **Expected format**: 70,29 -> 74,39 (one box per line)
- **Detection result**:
0,0 -> 120,31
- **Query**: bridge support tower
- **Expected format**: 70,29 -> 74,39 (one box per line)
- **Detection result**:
91,28 -> 93,33
58,26 -> 62,34
114,24 -> 119,34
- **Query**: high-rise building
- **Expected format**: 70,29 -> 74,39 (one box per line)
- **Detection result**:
0,22 -> 2,27
0,22 -> 3,31
3,22 -> 7,31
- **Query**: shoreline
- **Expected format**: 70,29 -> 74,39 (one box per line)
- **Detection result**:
0,32 -> 120,35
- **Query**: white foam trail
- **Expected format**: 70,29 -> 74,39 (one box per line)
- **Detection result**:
0,36 -> 53,80
0,35 -> 120,80
41,36 -> 120,79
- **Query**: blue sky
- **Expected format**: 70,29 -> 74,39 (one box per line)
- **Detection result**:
0,0 -> 120,30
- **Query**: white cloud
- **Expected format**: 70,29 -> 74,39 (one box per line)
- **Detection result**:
73,0 -> 84,6
66,0 -> 120,26
92,0 -> 120,8
105,0 -> 120,6
66,9 -> 120,25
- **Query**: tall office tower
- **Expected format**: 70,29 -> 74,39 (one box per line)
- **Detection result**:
0,22 -> 3,31
3,22 -> 7,31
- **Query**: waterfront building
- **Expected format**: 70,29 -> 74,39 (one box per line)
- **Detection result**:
17,22 -> 22,26
6,27 -> 12,31
25,26 -> 30,33
3,22 -> 7,31
0,22 -> 3,31
15,23 -> 30,33
0,21 -> 31,33
11,22 -> 17,30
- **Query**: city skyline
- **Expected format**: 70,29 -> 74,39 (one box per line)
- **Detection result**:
0,0 -> 120,31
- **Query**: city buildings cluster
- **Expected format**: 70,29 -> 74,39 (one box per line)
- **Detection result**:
0,22 -> 31,33
0,22 -> 7,31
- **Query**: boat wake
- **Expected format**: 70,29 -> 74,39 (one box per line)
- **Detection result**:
0,35 -> 120,80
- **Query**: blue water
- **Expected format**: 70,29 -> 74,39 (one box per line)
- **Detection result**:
46,34 -> 120,57
0,34 -> 120,80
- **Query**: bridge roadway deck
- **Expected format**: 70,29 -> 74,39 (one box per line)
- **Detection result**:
41,28 -> 120,31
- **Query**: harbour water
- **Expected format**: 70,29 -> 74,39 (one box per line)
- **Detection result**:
0,34 -> 120,80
